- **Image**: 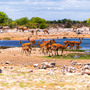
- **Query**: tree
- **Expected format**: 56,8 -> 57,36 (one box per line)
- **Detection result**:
0,11 -> 9,25
87,18 -> 90,26
64,20 -> 72,28
15,17 -> 29,26
61,18 -> 67,24
30,17 -> 46,24
39,23 -> 48,29
57,20 -> 61,23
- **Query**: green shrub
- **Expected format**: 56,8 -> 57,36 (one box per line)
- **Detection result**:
3,37 -> 11,40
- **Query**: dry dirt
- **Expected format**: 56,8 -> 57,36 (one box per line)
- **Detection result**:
0,31 -> 90,90
0,31 -> 89,66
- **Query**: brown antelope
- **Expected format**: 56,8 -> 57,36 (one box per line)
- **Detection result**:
73,27 -> 78,30
41,39 -> 56,44
36,41 -> 47,54
64,40 -> 74,50
22,27 -> 28,32
27,37 -> 35,47
36,29 -> 40,35
31,30 -> 34,35
71,38 -> 82,49
50,41 -> 69,56
43,29 -> 49,34
57,44 -> 69,55
41,39 -> 51,44
44,40 -> 55,56
19,40 -> 31,55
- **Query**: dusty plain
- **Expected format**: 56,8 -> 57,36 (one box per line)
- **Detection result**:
0,28 -> 90,90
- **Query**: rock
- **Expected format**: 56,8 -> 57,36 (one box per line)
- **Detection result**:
34,64 -> 38,67
0,69 -> 2,73
0,62 -> 3,64
4,66 -> 7,68
29,69 -> 33,72
9,66 -> 14,69
81,71 -> 90,75
50,62 -> 56,66
84,63 -> 90,66
71,61 -> 77,65
84,65 -> 90,69
76,63 -> 83,66
40,65 -> 47,69
43,60 -> 46,62
54,67 -> 57,70
30,62 -> 32,64
5,61 -> 10,64
70,60 -> 73,62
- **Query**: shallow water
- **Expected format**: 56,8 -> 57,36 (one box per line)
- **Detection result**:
0,38 -> 90,50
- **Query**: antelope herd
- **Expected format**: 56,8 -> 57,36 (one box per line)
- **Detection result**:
19,37 -> 82,56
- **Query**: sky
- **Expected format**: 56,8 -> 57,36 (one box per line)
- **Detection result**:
0,0 -> 90,21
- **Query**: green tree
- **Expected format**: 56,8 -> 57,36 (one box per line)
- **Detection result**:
0,11 -> 9,25
64,20 -> 72,28
87,18 -> 90,26
61,18 -> 67,24
30,17 -> 46,24
57,20 -> 62,23
15,17 -> 29,26
39,23 -> 48,29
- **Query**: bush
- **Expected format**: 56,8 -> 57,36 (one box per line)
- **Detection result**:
3,37 -> 11,40
39,23 -> 48,29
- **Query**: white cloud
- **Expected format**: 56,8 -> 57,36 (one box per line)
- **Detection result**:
0,0 -> 90,20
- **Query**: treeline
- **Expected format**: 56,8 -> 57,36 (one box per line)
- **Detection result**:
0,11 -> 89,29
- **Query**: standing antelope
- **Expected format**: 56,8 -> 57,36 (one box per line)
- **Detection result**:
43,29 -> 49,34
36,41 -> 47,54
31,30 -> 34,35
64,40 -> 74,50
27,37 -> 35,47
71,38 -> 82,49
19,40 -> 31,55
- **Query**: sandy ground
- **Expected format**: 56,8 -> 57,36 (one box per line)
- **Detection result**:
0,30 -> 90,40
0,30 -> 90,89
0,30 -> 89,68
0,47 -> 89,67
0,47 -> 90,90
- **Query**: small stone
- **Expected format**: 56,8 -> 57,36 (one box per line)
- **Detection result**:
29,69 -> 33,72
9,66 -> 14,69
70,60 -> 72,62
50,62 -> 56,66
5,61 -> 10,64
54,67 -> 57,70
4,66 -> 7,69
0,69 -> 2,73
34,64 -> 38,67
30,62 -> 32,64
43,60 -> 46,62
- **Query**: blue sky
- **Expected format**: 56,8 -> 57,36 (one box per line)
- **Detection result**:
0,0 -> 90,21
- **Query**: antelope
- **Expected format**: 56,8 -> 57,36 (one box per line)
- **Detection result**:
71,38 -> 82,49
64,40 -> 74,50
36,29 -> 40,35
41,39 -> 51,44
36,41 -> 47,54
41,39 -> 56,44
27,37 -> 35,47
44,40 -> 55,56
50,42 -> 69,56
22,27 -> 28,32
43,29 -> 49,34
57,44 -> 69,55
19,40 -> 31,55
31,30 -> 34,35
